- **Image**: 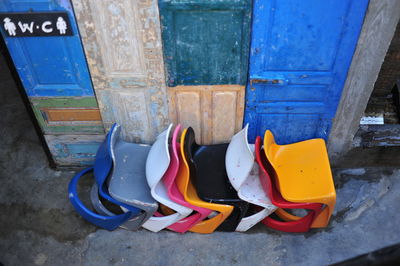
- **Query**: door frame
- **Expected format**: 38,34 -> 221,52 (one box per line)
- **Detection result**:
328,0 -> 400,164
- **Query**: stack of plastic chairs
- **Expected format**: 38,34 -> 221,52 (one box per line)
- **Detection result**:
69,123 -> 336,233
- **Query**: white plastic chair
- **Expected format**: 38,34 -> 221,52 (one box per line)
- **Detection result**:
142,124 -> 193,232
226,124 -> 277,231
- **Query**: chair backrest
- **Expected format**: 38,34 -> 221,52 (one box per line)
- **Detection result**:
93,123 -> 115,190
176,128 -> 234,233
263,130 -> 278,165
93,124 -> 144,214
175,128 -> 191,197
142,124 -> 193,232
68,124 -> 142,231
107,125 -> 157,225
256,136 -> 324,211
225,124 -> 254,191
225,127 -> 277,231
165,125 -> 210,212
185,127 -> 250,232
186,127 -> 238,201
146,124 -> 172,189
255,136 -> 278,202
161,124 -> 213,233
162,124 -> 181,191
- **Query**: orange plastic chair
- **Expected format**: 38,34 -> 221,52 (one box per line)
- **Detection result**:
176,128 -> 234,233
263,130 -> 336,228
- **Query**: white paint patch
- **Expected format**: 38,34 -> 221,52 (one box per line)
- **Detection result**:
360,115 -> 384,125
339,168 -> 366,176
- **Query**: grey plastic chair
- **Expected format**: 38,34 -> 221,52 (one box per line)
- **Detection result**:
91,124 -> 158,230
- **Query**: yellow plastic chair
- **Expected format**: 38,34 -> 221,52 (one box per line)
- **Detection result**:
263,130 -> 336,228
176,128 -> 234,233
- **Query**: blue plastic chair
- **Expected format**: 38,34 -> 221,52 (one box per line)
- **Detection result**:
68,124 -> 142,230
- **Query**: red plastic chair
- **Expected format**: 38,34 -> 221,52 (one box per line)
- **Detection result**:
255,136 -> 324,233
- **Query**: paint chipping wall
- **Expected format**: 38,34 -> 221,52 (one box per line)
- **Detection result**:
72,0 -> 169,143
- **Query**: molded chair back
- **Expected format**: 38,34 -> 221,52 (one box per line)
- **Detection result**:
185,127 -> 248,232
175,128 -> 233,234
226,125 -> 277,231
263,131 -> 335,228
68,124 -> 143,230
255,136 -> 323,232
106,125 -> 157,228
163,125 -> 210,233
142,124 -> 192,232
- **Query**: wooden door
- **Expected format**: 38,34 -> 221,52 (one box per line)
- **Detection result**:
159,0 -> 252,144
0,0 -> 104,166
72,0 -> 169,143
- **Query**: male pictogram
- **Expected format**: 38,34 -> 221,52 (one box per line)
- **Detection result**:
3,17 -> 16,36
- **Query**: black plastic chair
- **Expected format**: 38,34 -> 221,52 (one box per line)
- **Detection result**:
184,127 -> 249,231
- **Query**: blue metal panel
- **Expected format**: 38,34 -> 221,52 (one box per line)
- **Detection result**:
244,0 -> 369,144
0,0 -> 94,97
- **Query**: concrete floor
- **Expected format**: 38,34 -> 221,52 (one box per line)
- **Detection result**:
1,54 -> 400,266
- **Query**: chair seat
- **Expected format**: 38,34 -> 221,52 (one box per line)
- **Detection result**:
69,124 -> 147,231
91,124 -> 158,230
186,127 -> 249,232
163,125 -> 213,233
175,128 -> 233,234
255,136 -> 324,232
264,130 -> 336,227
143,124 -> 193,232
226,125 -> 277,232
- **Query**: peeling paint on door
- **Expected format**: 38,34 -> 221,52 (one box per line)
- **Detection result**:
30,97 -> 104,134
71,0 -> 169,143
45,134 -> 105,166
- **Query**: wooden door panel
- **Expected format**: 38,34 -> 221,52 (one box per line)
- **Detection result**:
31,97 -> 104,134
168,85 -> 244,144
72,0 -> 169,142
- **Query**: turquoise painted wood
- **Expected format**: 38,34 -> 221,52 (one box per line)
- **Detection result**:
159,0 -> 252,86
0,0 -> 95,97
244,0 -> 369,144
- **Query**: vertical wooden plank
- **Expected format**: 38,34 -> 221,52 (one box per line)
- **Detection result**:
236,88 -> 245,134
212,91 -> 237,143
201,87 -> 212,144
176,91 -> 202,144
72,0 -> 169,142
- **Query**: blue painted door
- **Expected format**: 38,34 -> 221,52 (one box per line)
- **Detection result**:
244,0 -> 369,144
0,0 -> 94,97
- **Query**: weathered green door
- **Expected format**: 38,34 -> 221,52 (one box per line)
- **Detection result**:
159,0 -> 252,144
160,0 -> 251,86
